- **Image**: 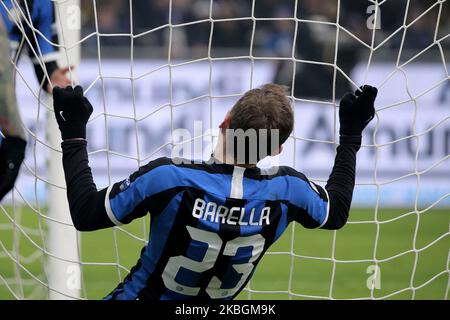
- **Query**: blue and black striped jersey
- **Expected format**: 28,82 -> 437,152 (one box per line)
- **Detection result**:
101,157 -> 329,300
61,136 -> 360,300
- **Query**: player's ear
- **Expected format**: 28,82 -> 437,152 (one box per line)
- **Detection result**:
270,144 -> 283,156
219,112 -> 232,129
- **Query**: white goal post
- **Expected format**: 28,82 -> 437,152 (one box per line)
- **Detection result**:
46,0 -> 81,300
0,0 -> 81,299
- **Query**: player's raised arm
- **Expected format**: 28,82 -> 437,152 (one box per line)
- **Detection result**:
290,85 -> 377,230
52,85 -> 113,231
321,85 -> 377,229
53,86 -> 171,231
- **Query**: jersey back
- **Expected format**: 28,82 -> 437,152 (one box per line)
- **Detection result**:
103,157 -> 329,300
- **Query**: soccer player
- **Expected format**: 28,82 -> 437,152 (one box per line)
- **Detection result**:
0,0 -> 72,200
53,83 -> 377,300
0,0 -> 71,93
0,17 -> 26,201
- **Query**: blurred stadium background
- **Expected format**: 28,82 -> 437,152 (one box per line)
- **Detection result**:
0,0 -> 449,300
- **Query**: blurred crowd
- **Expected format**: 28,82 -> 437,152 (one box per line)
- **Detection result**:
80,0 -> 449,99
81,0 -> 449,52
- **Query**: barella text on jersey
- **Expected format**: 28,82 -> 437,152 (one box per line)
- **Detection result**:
192,198 -> 271,226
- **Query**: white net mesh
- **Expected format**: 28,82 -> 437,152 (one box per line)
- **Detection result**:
0,0 -> 449,300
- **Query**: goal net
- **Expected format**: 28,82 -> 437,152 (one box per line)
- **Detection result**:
0,0 -> 449,300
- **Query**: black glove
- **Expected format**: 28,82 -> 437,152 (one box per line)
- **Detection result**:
339,85 -> 377,136
0,136 -> 26,201
53,85 -> 93,140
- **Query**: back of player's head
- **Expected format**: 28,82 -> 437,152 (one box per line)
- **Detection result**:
227,83 -> 294,164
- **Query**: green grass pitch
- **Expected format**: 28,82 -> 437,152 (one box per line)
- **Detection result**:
0,206 -> 448,300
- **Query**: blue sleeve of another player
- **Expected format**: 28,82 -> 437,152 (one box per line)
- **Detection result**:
34,0 -> 58,62
105,157 -> 178,225
287,174 -> 329,229
1,1 -> 19,43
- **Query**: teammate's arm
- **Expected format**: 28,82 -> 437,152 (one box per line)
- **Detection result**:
32,0 -> 71,93
0,18 -> 26,201
292,85 -> 377,230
